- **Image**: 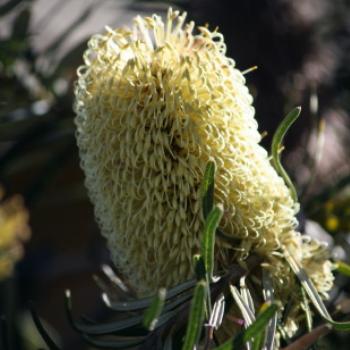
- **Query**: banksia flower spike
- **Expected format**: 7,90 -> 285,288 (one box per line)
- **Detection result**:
74,6 -> 333,326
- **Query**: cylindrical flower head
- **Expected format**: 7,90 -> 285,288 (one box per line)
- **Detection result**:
74,9 -> 333,298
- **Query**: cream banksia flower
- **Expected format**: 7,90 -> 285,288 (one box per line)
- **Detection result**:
74,7 -> 333,326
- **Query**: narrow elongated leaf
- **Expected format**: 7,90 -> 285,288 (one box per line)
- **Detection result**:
163,326 -> 176,350
234,303 -> 279,349
335,261 -> 350,277
201,204 -> 223,280
301,287 -> 313,332
103,279 -> 195,311
285,249 -> 350,331
262,270 -> 277,350
94,274 -> 116,299
214,303 -> 279,350
163,290 -> 193,312
231,283 -> 255,350
230,285 -> 255,326
102,265 -> 129,292
143,288 -> 166,331
182,281 -> 207,350
65,290 -> 143,335
271,107 -> 301,202
240,277 -> 255,315
208,294 -> 225,329
30,304 -> 61,350
201,161 -> 215,219
252,330 -> 264,350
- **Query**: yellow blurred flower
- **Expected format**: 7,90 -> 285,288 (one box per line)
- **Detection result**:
74,7 -> 333,318
316,195 -> 350,233
0,188 -> 30,279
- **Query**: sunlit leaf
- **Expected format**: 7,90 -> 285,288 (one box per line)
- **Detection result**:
208,294 -> 225,330
102,265 -> 129,293
262,270 -> 277,350
285,249 -> 350,331
230,285 -> 255,326
143,288 -> 166,331
182,281 -> 207,350
335,261 -> 350,277
201,204 -> 223,280
271,107 -> 301,202
214,303 -> 279,350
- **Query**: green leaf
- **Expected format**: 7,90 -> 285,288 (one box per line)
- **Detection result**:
201,161 -> 216,219
182,281 -> 207,350
143,288 -> 166,331
252,330 -> 265,350
103,279 -> 195,311
285,249 -> 350,331
214,303 -> 278,350
65,290 -> 143,335
102,264 -> 129,293
234,303 -> 279,349
271,107 -> 301,202
201,204 -> 223,280
163,290 -> 193,312
335,261 -> 350,277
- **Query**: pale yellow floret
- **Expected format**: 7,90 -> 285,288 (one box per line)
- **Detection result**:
74,7 -> 333,326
